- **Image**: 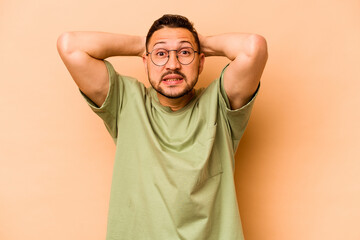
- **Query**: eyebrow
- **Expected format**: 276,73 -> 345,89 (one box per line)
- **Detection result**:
153,40 -> 194,48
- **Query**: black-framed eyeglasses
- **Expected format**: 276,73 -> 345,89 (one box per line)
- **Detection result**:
146,47 -> 199,66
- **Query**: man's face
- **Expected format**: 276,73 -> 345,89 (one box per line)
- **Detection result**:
143,27 -> 205,99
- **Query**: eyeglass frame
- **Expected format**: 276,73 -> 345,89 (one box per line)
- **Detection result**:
146,47 -> 199,66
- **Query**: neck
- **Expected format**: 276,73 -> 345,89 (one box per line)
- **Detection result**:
157,90 -> 195,111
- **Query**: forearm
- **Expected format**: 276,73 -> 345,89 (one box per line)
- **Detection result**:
57,31 -> 145,59
200,33 -> 265,60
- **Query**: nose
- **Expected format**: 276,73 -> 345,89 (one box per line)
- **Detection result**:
165,51 -> 181,70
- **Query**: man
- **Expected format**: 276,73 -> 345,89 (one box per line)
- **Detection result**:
57,14 -> 267,240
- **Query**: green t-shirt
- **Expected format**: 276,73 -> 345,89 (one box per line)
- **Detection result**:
81,60 -> 258,240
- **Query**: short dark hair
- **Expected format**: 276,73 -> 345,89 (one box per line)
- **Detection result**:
146,14 -> 200,52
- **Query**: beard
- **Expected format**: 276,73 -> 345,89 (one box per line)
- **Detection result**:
148,70 -> 199,99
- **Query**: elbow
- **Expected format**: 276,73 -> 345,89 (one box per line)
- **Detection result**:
57,32 -> 76,55
246,34 -> 268,60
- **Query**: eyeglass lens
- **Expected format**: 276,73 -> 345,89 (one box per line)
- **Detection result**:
150,47 -> 195,66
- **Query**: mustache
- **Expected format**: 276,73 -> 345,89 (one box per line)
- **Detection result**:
161,71 -> 186,80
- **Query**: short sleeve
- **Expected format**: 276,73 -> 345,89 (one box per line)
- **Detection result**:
218,65 -> 260,141
79,60 -> 123,140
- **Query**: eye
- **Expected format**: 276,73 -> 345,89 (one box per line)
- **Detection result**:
178,48 -> 192,56
154,49 -> 168,58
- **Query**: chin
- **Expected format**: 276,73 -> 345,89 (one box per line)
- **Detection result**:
157,84 -> 196,98
158,89 -> 191,99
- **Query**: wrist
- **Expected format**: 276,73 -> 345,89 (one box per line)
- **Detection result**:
137,36 -> 146,57
200,35 -> 217,57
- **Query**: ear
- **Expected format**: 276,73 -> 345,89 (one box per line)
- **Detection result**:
198,53 -> 205,74
142,54 -> 148,75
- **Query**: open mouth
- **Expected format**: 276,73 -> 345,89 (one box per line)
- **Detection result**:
162,74 -> 184,85
162,78 -> 184,85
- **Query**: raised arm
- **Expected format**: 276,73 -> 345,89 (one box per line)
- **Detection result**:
200,33 -> 268,109
57,32 -> 145,107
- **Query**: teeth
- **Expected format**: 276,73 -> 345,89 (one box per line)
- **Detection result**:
165,79 -> 181,81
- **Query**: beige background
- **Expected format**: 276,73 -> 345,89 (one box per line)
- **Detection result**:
1,0 -> 359,239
